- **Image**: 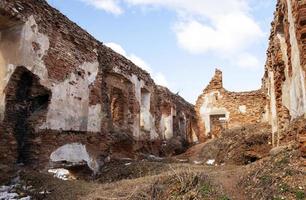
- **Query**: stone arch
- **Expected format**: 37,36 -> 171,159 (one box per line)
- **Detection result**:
4,66 -> 51,165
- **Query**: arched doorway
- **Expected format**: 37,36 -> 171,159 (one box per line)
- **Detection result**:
4,66 -> 51,165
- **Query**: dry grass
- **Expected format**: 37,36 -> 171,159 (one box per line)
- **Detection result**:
81,164 -> 231,200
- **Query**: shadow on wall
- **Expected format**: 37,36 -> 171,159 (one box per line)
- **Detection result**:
4,66 -> 51,165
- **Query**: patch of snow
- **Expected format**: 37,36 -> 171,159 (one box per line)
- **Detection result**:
120,158 -> 133,161
39,191 -> 51,195
147,155 -> 164,161
48,168 -> 72,181
19,196 -> 31,200
206,159 -> 215,165
0,177 -> 32,200
177,159 -> 189,163
125,163 -> 131,166
0,191 -> 18,200
193,160 -> 203,165
0,186 -> 10,193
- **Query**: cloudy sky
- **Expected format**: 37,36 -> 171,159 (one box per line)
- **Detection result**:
47,0 -> 276,103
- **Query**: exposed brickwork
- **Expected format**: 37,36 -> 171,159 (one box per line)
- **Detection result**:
263,0 -> 306,146
195,69 -> 267,140
0,0 -> 197,169
1,0 -> 305,172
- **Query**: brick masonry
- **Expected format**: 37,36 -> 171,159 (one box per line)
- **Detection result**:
262,0 -> 306,146
0,0 -> 198,168
195,69 -> 267,140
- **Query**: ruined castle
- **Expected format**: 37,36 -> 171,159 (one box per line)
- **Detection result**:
0,0 -> 305,171
195,0 -> 306,147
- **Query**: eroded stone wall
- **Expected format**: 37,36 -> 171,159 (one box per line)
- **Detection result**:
195,69 -> 267,140
0,0 -> 197,168
263,0 -> 306,146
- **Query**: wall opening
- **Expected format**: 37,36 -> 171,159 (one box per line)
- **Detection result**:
178,113 -> 187,138
4,66 -> 51,165
110,87 -> 126,128
140,88 -> 151,131
209,114 -> 227,138
105,73 -> 135,133
161,103 -> 173,140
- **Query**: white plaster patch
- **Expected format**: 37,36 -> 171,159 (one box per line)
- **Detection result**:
160,107 -> 174,140
191,128 -> 199,143
262,105 -> 270,123
0,16 -> 49,120
88,104 -> 102,132
50,143 -> 100,173
286,0 -> 306,118
268,70 -> 278,135
140,90 -> 151,132
278,33 -> 291,114
199,91 -> 229,135
0,16 -> 102,132
130,73 -> 157,140
41,61 -> 101,132
238,105 -> 247,114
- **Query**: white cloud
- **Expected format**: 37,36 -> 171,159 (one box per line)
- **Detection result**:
153,72 -> 169,87
80,0 -> 265,70
123,0 -> 249,18
174,14 -> 263,54
105,42 -> 169,87
105,42 -> 127,55
236,53 -> 261,70
79,0 -> 122,15
128,54 -> 151,73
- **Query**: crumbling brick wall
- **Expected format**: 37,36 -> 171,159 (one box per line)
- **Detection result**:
262,0 -> 306,146
0,0 -> 197,168
156,86 -> 199,143
195,69 -> 267,140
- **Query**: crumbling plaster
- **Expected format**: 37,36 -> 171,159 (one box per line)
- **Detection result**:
129,73 -> 158,140
286,0 -> 306,118
199,91 -> 230,136
0,0 -> 201,168
196,70 -> 267,139
160,107 -> 175,140
0,15 -> 103,133
40,61 -> 101,132
50,143 -> 100,174
264,0 -> 306,141
0,16 -> 49,120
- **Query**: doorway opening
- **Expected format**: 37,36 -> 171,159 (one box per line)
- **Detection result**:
4,66 -> 51,165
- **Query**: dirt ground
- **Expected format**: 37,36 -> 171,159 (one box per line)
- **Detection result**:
1,122 -> 305,200
1,149 -> 304,200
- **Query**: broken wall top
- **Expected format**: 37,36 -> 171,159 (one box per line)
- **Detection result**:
0,0 -> 155,85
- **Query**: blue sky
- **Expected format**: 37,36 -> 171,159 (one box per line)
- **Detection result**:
47,0 -> 276,103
